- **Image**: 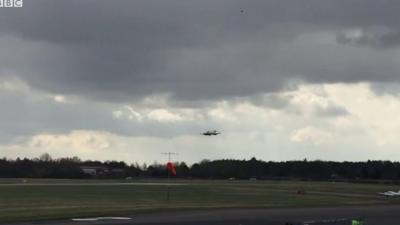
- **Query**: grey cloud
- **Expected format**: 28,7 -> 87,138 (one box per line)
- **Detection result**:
370,82 -> 400,96
0,88 -> 218,143
247,94 -> 291,109
336,27 -> 400,49
1,0 -> 400,103
315,105 -> 349,118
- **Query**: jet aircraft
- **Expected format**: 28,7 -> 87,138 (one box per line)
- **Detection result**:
378,190 -> 400,197
202,130 -> 220,136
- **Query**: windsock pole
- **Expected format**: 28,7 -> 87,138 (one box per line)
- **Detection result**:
161,152 -> 178,202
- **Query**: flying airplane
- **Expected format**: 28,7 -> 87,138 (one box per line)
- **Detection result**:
378,190 -> 400,197
202,130 -> 220,136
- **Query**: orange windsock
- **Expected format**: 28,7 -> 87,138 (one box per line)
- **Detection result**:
166,162 -> 177,176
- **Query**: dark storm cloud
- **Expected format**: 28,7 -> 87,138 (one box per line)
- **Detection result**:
1,0 -> 400,102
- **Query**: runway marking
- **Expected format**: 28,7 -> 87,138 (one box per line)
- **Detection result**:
72,217 -> 131,221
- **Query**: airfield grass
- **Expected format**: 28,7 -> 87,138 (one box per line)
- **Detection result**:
0,179 -> 399,222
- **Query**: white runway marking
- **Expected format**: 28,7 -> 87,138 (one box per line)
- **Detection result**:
72,217 -> 131,221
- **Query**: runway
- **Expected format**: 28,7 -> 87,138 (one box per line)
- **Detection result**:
11,205 -> 400,225
0,182 -> 186,186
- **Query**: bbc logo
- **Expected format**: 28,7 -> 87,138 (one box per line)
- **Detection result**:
0,0 -> 23,7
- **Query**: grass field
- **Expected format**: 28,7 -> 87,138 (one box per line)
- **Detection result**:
0,179 -> 399,222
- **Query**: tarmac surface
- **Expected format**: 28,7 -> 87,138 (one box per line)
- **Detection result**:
12,205 -> 400,225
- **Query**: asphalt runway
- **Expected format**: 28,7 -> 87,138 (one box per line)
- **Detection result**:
0,182 -> 186,186
12,205 -> 400,225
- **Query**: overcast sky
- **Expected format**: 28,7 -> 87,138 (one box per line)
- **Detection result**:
1,0 -> 400,164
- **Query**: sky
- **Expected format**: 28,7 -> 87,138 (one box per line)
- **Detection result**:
1,0 -> 400,164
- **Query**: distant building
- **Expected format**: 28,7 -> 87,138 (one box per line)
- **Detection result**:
110,168 -> 125,176
80,166 -> 109,176
80,166 -> 126,177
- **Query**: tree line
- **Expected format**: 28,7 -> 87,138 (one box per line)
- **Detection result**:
1,154 -> 400,181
